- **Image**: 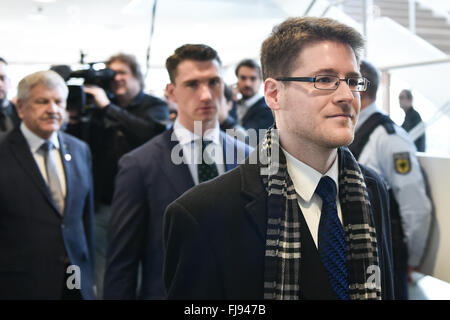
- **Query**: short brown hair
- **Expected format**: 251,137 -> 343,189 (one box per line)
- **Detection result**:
106,53 -> 144,90
166,44 -> 221,83
260,17 -> 364,80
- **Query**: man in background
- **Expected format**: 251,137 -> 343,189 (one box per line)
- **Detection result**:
228,59 -> 274,147
0,70 -> 95,299
399,89 -> 426,152
66,52 -> 169,298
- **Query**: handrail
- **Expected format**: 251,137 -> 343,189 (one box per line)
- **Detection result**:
379,57 -> 450,71
304,0 -> 317,16
320,0 -> 348,17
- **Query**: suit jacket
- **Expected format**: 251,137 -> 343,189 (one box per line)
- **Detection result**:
241,96 -> 274,131
103,127 -> 251,299
0,127 -> 95,299
163,151 -> 395,299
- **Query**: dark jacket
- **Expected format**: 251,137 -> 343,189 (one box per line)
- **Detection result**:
163,150 -> 395,300
66,91 -> 168,204
103,128 -> 252,299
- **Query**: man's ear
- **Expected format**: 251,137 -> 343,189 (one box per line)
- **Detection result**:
166,83 -> 177,104
264,78 -> 281,112
15,100 -> 25,120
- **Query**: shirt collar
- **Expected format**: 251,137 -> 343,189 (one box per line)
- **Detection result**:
355,102 -> 387,132
20,122 -> 60,153
173,119 -> 221,146
282,147 -> 339,202
240,93 -> 263,108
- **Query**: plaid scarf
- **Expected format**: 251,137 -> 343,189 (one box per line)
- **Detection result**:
261,128 -> 381,300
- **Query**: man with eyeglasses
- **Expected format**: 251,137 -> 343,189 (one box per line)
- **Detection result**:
163,17 -> 395,300
349,61 -> 431,300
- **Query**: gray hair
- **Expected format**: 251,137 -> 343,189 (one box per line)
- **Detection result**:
17,70 -> 68,102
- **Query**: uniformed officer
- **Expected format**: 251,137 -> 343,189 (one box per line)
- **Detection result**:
349,60 -> 432,300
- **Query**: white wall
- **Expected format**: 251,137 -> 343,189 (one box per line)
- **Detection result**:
418,154 -> 450,283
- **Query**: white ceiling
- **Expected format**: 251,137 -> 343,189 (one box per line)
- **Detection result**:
2,0 -> 305,93
0,0 -> 289,67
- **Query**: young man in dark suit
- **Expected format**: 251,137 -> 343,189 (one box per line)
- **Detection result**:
103,44 -> 251,299
0,57 -> 20,134
163,17 -> 395,300
0,70 -> 95,299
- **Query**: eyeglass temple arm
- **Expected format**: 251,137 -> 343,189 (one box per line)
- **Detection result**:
275,77 -> 315,82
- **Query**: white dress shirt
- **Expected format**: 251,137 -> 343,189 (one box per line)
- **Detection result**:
282,147 -> 343,248
20,122 -> 66,198
173,119 -> 225,185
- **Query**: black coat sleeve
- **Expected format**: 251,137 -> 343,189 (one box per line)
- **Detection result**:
361,165 -> 396,300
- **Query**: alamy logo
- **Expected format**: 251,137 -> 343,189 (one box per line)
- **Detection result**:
169,121 -> 280,175
366,265 -> 381,290
66,265 -> 81,290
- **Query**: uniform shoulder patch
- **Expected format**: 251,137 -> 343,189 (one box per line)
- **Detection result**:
394,152 -> 411,174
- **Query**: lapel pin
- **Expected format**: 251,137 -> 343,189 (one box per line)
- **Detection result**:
64,153 -> 72,161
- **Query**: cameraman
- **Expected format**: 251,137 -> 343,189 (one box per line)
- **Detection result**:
66,53 -> 168,298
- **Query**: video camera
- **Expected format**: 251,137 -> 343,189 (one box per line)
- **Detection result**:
50,63 -> 116,113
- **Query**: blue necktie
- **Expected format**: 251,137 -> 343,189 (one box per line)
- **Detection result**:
316,176 -> 349,300
40,141 -> 65,214
197,139 -> 219,183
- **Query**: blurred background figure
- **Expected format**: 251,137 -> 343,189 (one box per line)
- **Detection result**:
0,57 -> 20,137
349,61 -> 432,300
225,59 -> 274,147
65,52 -> 169,299
399,89 -> 426,152
0,70 -> 95,299
219,83 -> 247,142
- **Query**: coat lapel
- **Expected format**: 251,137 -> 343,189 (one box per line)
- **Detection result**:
240,159 -> 267,242
9,128 -> 61,216
158,129 -> 195,196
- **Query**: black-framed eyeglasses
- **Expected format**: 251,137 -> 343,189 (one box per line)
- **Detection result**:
275,75 -> 370,92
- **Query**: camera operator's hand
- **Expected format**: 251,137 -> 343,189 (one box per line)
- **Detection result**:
84,85 -> 111,109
